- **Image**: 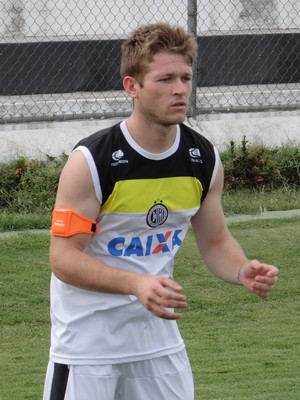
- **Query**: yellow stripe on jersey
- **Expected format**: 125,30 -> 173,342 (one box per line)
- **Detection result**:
101,177 -> 203,213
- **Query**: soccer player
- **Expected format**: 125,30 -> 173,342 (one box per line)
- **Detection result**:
43,23 -> 279,400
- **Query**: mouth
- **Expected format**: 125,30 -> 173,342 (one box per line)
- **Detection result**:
171,101 -> 187,109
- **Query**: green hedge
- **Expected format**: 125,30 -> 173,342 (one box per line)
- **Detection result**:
0,139 -> 299,214
0,154 -> 67,214
222,137 -> 300,191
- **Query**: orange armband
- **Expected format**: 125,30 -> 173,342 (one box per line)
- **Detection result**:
51,208 -> 98,237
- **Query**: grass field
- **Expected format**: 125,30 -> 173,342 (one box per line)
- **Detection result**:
0,217 -> 299,399
0,188 -> 299,232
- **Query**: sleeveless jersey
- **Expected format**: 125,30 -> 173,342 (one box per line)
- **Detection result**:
49,121 -> 219,365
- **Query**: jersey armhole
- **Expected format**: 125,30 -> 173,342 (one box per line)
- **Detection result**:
71,146 -> 103,204
209,146 -> 220,190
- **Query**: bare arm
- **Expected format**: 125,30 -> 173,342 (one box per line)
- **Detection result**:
50,151 -> 187,319
191,162 -> 279,298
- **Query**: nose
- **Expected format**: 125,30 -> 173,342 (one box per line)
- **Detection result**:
173,78 -> 186,95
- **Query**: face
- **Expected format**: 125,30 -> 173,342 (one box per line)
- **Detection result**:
130,52 -> 193,126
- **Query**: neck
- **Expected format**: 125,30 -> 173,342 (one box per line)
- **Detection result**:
126,115 -> 178,153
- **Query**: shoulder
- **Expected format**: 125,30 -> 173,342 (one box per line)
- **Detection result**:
180,122 -> 216,160
73,122 -> 123,151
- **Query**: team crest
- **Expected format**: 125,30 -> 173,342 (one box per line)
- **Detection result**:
146,200 -> 168,227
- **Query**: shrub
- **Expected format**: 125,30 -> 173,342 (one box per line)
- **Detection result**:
0,142 -> 299,215
221,137 -> 300,191
0,154 -> 67,214
0,157 -> 28,209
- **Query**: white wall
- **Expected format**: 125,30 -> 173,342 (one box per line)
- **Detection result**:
1,0 -> 299,43
0,0 -> 186,42
198,0 -> 300,35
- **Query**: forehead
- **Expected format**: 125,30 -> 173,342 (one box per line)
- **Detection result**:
146,52 -> 192,75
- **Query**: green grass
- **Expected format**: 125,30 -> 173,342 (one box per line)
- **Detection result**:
0,188 -> 299,231
0,218 -> 299,399
222,187 -> 300,215
0,233 -> 50,400
177,217 -> 300,399
0,211 -> 51,232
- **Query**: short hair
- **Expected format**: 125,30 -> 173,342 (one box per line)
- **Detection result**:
120,23 -> 197,83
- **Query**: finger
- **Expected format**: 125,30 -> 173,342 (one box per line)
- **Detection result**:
150,287 -> 187,309
154,283 -> 187,302
254,275 -> 278,285
266,268 -> 279,277
251,285 -> 269,298
249,262 -> 278,276
162,290 -> 187,302
155,307 -> 184,320
148,302 -> 184,320
159,277 -> 183,292
257,264 -> 279,276
160,297 -> 188,309
146,291 -> 187,318
251,282 -> 275,298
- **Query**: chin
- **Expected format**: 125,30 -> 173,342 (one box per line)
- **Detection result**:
153,110 -> 186,127
170,115 -> 186,125
164,112 -> 186,125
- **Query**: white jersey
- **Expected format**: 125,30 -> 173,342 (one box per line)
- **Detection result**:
49,121 -> 219,365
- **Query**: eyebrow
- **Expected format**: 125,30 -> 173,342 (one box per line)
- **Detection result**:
155,71 -> 192,79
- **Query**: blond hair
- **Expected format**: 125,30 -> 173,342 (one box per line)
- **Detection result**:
120,23 -> 197,83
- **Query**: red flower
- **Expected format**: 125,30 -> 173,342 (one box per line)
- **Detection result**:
256,175 -> 264,182
15,168 -> 22,175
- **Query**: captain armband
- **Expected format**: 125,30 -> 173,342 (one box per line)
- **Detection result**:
51,208 -> 98,237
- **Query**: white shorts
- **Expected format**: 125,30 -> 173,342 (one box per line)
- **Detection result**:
43,349 -> 194,400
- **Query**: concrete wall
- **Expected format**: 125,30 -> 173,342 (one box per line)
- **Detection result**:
198,0 -> 300,34
1,110 -> 300,162
0,0 -> 186,41
1,0 -> 299,42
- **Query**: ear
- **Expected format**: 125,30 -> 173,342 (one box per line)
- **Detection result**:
123,76 -> 139,99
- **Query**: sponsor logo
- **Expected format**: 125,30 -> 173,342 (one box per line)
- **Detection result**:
146,200 -> 168,227
112,150 -> 124,161
189,147 -> 203,163
107,229 -> 183,257
111,149 -> 129,166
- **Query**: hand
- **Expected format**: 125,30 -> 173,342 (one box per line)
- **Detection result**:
132,275 -> 187,320
238,260 -> 279,298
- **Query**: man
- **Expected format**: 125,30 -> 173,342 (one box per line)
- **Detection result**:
43,23 -> 279,400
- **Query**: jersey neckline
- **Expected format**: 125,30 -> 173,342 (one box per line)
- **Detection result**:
120,120 -> 180,160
